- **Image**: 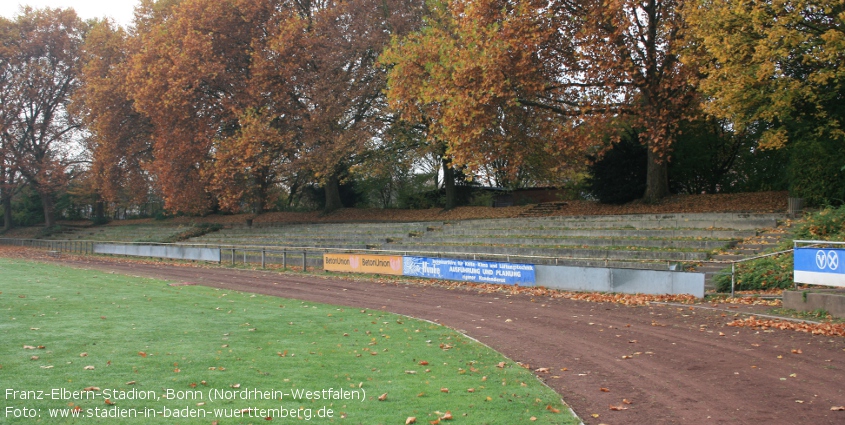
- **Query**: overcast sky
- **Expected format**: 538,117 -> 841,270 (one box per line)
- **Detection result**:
0,0 -> 138,27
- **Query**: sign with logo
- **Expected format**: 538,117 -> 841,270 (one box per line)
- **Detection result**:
794,247 -> 845,287
323,253 -> 403,275
403,256 -> 535,285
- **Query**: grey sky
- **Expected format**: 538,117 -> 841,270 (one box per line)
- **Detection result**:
0,0 -> 138,27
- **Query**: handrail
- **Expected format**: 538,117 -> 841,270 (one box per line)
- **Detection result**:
0,237 -> 696,270
793,240 -> 845,246
734,248 -> 793,264
729,248 -> 794,298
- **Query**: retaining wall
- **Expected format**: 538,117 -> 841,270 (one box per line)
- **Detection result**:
94,243 -> 221,262
535,265 -> 704,298
783,290 -> 845,319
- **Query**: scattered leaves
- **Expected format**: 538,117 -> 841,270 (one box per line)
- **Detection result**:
727,317 -> 845,337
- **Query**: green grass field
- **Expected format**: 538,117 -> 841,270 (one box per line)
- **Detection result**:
0,258 -> 577,424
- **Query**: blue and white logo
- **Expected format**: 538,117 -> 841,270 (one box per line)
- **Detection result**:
815,250 -> 839,270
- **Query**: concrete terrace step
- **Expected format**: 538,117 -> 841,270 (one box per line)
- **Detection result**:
432,227 -> 757,239
448,218 -> 777,230
203,230 -> 417,240
246,221 -> 444,230
193,239 -> 383,249
449,213 -> 784,230
734,243 -> 779,250
404,235 -> 734,250
517,202 -> 568,218
196,236 -> 400,244
533,212 -> 784,223
383,243 -> 709,261
709,253 -> 747,262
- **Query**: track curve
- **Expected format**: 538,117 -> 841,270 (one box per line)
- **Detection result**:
18,254 -> 845,424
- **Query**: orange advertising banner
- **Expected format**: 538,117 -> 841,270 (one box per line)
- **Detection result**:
323,253 -> 404,275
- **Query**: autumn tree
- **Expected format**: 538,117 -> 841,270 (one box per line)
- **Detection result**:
254,0 -> 424,212
125,0 -> 265,214
685,0 -> 845,203
75,19 -> 154,221
0,16 -> 19,230
0,8 -> 88,227
384,0 -> 700,203
381,1 -> 572,207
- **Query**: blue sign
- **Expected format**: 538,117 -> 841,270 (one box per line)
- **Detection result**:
794,247 -> 845,287
402,256 -> 535,285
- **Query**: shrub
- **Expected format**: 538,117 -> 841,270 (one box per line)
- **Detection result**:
793,205 -> 845,240
714,253 -> 794,292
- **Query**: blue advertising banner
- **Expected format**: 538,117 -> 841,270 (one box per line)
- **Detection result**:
794,247 -> 845,287
402,256 -> 535,285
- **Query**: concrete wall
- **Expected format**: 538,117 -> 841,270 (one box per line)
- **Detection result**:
536,265 -> 704,298
94,244 -> 221,262
783,290 -> 845,319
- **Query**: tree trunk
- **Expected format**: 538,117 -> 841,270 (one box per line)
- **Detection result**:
2,194 -> 12,232
287,179 -> 300,209
254,180 -> 267,213
323,172 -> 344,213
41,193 -> 55,228
0,164 -> 11,231
442,158 -> 457,210
642,148 -> 670,203
95,199 -> 105,222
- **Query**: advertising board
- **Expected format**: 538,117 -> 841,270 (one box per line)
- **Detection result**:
794,247 -> 845,287
323,253 -> 404,275
402,256 -> 535,285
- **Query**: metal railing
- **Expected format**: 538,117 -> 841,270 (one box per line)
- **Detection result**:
0,237 -> 695,272
793,240 -> 845,248
727,249 -> 794,298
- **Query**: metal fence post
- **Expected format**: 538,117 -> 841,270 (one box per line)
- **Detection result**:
730,262 -> 735,299
231,248 -> 235,266
261,249 -> 265,269
302,250 -> 307,272
283,250 -> 287,270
